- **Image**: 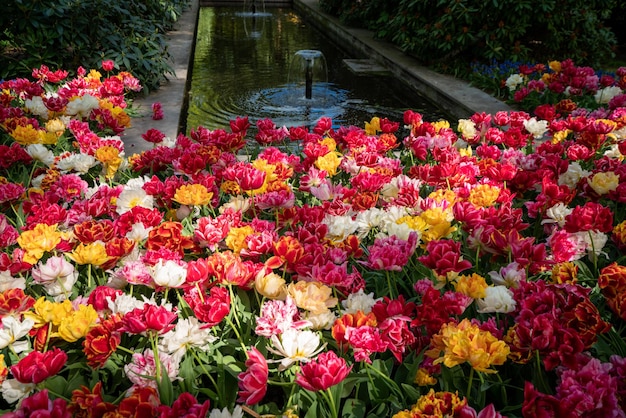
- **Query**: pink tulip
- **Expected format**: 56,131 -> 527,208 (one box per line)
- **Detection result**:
237,164 -> 266,191
101,60 -> 115,72
295,351 -> 352,392
151,102 -> 164,120
238,347 -> 268,405
478,404 -> 507,418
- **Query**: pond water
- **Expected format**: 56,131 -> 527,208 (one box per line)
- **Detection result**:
185,6 -> 450,134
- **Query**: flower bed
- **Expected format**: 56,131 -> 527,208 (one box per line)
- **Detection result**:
471,58 -> 626,117
0,63 -> 626,417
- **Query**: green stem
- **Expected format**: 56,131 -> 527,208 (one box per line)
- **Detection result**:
9,203 -> 24,228
116,345 -> 135,355
535,350 -> 552,394
496,372 -> 507,407
477,370 -> 486,408
267,379 -> 296,386
588,230 -> 598,275
190,348 -> 212,378
42,386 -> 70,401
285,375 -> 298,411
322,387 -> 339,418
475,245 -> 480,271
87,263 -> 92,290
228,284 -> 243,331
364,362 -> 402,397
176,289 -> 194,318
224,314 -> 249,358
150,334 -> 162,383
27,162 -> 38,188
191,348 -> 222,400
385,270 -> 398,299
466,367 -> 474,401
248,189 -> 257,219
227,284 -> 249,354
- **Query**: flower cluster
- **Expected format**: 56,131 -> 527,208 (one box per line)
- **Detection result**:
0,64 -> 626,417
393,389 -> 504,418
505,280 -> 610,371
599,263 -> 626,320
523,354 -> 626,418
473,59 -> 626,118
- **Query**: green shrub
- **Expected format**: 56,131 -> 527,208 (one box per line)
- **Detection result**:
319,0 -> 400,31
321,0 -> 618,75
0,0 -> 190,92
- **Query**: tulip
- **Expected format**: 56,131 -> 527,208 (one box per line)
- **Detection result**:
101,60 -> 115,72
11,347 -> 67,384
237,347 -> 268,405
295,351 -> 352,392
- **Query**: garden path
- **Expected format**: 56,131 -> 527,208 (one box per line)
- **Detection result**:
122,0 -> 199,156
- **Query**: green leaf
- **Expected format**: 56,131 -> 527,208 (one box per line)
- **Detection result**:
197,387 -> 219,399
366,403 -> 391,418
400,383 -> 420,403
156,360 -> 175,406
66,369 -> 89,393
304,400 -> 322,418
179,353 -> 196,393
366,375 -> 390,401
342,398 -> 367,418
44,375 -> 69,398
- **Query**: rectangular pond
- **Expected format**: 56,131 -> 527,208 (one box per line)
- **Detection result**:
185,5 -> 451,133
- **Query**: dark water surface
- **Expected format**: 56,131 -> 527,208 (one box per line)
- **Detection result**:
186,6 -> 449,133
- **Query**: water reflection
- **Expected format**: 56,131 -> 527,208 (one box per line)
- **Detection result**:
186,7 -> 448,133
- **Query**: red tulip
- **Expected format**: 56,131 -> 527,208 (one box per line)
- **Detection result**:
121,304 -> 177,335
11,348 -> 67,384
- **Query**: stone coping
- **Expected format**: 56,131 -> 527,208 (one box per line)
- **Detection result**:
293,0 -> 512,120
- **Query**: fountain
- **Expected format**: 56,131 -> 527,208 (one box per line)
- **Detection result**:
244,0 -> 263,15
233,0 -> 270,38
290,50 -> 327,100
186,6 -> 449,133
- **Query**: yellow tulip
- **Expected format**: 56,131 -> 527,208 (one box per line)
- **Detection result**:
454,273 -> 488,299
57,304 -> 99,342
173,184 -> 213,206
17,223 -> 62,264
426,318 -> 510,374
287,281 -> 337,315
314,151 -> 342,177
225,225 -> 254,255
67,242 -> 110,266
468,184 -> 501,208
95,145 -> 122,179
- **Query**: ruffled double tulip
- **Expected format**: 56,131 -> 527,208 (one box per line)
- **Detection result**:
237,347 -> 268,405
11,347 -> 67,384
295,351 -> 351,392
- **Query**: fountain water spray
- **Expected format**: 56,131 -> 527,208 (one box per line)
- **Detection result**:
290,50 -> 327,100
244,0 -> 264,15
